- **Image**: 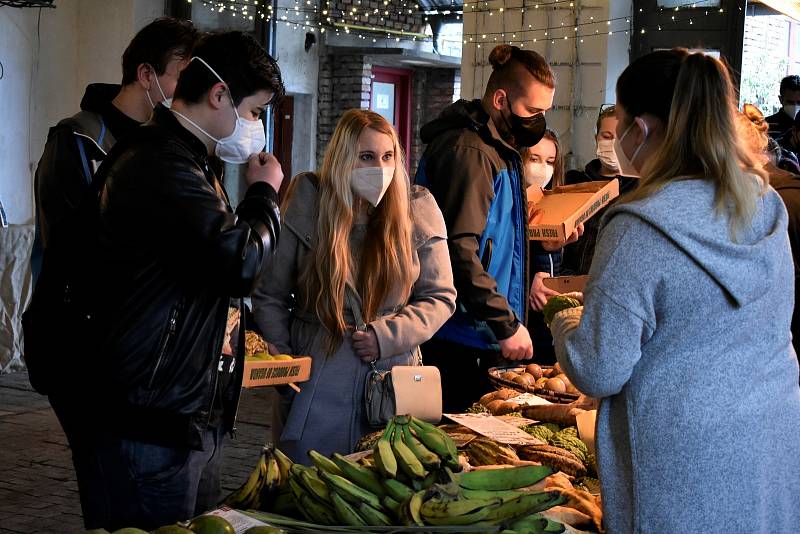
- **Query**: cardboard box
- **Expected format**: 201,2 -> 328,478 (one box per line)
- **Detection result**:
542,275 -> 588,294
527,179 -> 620,241
242,356 -> 312,388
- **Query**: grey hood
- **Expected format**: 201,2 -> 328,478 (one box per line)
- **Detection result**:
603,178 -> 789,307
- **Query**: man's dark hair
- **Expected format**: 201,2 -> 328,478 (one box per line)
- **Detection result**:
121,17 -> 198,85
173,31 -> 285,106
485,45 -> 555,98
780,75 -> 800,95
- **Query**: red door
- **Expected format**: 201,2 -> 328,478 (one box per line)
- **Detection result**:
370,67 -> 412,162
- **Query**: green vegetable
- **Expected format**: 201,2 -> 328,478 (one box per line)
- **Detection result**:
542,296 -> 582,326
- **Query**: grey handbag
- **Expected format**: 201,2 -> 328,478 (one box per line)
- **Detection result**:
346,287 -> 442,428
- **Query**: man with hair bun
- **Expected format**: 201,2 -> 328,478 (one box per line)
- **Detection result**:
415,44 -> 580,411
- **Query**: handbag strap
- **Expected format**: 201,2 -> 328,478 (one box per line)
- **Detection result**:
345,284 -> 423,368
345,284 -> 379,373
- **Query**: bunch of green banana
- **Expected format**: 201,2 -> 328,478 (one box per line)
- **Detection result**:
223,446 -> 292,510
283,449 -> 395,526
373,415 -> 461,481
415,464 -> 566,527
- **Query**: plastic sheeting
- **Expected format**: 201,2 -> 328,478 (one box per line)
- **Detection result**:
0,224 -> 33,373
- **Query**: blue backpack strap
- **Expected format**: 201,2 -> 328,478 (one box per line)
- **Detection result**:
75,136 -> 92,186
97,117 -> 107,147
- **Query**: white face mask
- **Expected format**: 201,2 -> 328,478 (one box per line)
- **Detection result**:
784,103 -> 800,120
351,166 -> 395,207
144,67 -> 173,110
170,57 -> 266,165
524,161 -> 554,189
613,120 -> 648,178
596,139 -> 620,173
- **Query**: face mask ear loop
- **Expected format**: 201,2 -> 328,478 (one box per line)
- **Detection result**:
629,119 -> 649,167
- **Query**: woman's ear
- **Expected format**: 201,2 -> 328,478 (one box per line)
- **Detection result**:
633,116 -> 652,144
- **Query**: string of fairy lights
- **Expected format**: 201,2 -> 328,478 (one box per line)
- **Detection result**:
188,0 -> 742,47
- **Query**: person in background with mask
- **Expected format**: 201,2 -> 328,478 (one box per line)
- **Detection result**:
415,44 -> 580,412
766,74 -> 800,138
550,49 -> 800,533
32,17 -> 197,282
252,109 -> 456,460
521,130 -> 571,363
560,104 -> 640,276
565,104 -> 622,184
61,31 -> 284,530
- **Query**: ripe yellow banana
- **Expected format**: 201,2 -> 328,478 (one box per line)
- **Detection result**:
273,447 -> 294,483
223,450 -> 264,507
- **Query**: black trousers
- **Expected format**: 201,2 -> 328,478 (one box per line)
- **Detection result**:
421,338 -> 503,413
50,396 -> 225,531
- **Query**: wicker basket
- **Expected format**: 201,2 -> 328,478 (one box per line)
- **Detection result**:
488,365 -> 580,404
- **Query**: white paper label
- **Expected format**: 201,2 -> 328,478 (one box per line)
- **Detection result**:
444,413 -> 542,445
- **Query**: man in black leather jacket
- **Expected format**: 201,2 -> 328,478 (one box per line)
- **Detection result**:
56,31 -> 284,530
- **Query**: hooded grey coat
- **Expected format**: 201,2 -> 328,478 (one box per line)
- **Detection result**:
551,178 -> 800,533
252,173 -> 456,462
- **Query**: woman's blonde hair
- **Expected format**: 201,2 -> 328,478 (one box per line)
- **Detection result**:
295,109 -> 414,352
619,50 -> 767,236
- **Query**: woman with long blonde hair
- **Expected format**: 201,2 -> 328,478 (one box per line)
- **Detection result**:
549,49 -> 800,532
253,109 -> 456,459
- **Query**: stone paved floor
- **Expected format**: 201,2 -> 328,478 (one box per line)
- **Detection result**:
0,372 -> 274,534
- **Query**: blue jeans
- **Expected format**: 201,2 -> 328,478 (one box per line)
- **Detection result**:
51,398 -> 225,531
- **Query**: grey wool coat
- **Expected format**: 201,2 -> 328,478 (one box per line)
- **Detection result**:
252,173 -> 456,462
551,179 -> 800,533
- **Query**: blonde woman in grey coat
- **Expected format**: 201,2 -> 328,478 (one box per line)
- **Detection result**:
253,109 -> 457,461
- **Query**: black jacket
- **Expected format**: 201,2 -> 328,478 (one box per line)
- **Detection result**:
562,160 -> 639,275
95,106 -> 280,448
767,109 -> 795,139
770,166 -> 800,355
34,84 -> 139,250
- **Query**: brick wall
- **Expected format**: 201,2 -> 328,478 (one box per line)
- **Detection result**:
317,53 -> 373,166
330,0 -> 427,34
410,67 -> 459,172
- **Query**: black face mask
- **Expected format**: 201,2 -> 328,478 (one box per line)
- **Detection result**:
501,98 -> 547,149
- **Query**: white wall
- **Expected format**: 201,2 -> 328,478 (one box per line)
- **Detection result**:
0,0 -> 163,226
274,12 -> 320,177
460,0 -> 632,170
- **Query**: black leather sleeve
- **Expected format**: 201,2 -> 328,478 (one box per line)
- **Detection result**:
236,181 -> 281,259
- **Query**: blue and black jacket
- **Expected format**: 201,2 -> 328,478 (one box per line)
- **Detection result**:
416,99 -> 547,351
